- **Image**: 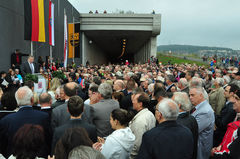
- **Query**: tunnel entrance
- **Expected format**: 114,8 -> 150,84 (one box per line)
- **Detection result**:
83,30 -> 152,64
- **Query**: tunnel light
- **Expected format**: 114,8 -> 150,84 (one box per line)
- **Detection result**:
89,40 -> 92,44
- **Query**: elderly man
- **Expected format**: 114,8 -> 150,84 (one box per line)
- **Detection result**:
137,98 -> 194,159
113,79 -> 127,95
178,78 -> 189,93
173,92 -> 198,159
51,82 -> 78,129
129,92 -> 156,159
209,78 -> 226,115
39,92 -> 53,117
0,86 -> 51,158
91,82 -> 119,137
189,86 -> 215,159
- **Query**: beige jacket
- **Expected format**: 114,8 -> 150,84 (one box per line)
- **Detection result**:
209,87 -> 226,115
129,108 -> 156,159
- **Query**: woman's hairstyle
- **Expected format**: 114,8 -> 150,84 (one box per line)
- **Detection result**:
111,108 -> 133,127
68,146 -> 105,159
54,127 -> 93,159
112,92 -> 124,102
50,78 -> 61,91
1,91 -> 17,110
12,124 -> 45,159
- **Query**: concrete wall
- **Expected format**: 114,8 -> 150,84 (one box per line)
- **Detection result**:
81,32 -> 107,65
134,36 -> 157,63
0,0 -> 80,71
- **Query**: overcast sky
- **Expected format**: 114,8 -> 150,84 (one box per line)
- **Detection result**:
68,0 -> 240,50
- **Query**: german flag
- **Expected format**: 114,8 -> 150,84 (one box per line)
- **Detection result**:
24,0 -> 46,42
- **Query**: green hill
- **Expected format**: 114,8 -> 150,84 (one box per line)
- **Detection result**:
157,44 -> 234,53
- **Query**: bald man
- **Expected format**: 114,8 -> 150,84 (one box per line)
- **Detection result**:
39,93 -> 53,118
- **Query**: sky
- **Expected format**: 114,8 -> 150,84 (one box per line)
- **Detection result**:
68,0 -> 240,50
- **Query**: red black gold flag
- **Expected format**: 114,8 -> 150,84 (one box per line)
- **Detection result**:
24,0 -> 46,42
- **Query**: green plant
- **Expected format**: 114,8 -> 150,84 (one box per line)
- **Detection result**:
52,71 -> 65,80
24,74 -> 38,83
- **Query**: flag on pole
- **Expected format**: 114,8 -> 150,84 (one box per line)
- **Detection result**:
68,23 -> 80,58
49,0 -> 55,46
24,0 -> 46,42
63,11 -> 68,68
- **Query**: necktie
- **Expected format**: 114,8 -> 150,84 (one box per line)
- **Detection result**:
30,63 -> 34,74
190,107 -> 196,114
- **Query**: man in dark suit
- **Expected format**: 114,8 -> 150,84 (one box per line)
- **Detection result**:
51,82 -> 77,129
11,49 -> 29,70
214,84 -> 238,146
0,86 -> 51,158
21,55 -> 38,77
39,92 -> 53,118
173,92 -> 198,159
52,95 -> 97,151
137,98 -> 194,159
120,79 -> 135,111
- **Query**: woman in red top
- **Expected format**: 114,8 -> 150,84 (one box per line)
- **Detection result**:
51,62 -> 57,71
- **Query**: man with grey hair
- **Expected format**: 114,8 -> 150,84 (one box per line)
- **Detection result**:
178,78 -> 189,93
90,82 -> 119,137
113,79 -> 127,95
189,86 -> 215,159
190,77 -> 209,101
173,92 -> 198,159
209,78 -> 225,115
137,98 -> 194,159
0,86 -> 51,158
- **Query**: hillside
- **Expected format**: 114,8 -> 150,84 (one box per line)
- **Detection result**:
157,44 -> 234,53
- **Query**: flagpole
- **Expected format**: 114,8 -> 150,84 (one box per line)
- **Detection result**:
50,46 -> 53,63
72,6 -> 75,63
31,41 -> 33,56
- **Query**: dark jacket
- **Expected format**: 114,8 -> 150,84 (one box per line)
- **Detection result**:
51,102 -> 70,130
120,92 -> 133,111
52,119 -> 97,151
177,112 -> 199,159
40,107 -> 53,119
137,120 -> 194,159
21,61 -> 39,77
11,53 -> 29,66
0,106 -> 52,158
214,102 -> 236,146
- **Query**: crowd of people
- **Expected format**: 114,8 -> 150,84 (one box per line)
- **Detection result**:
0,52 -> 240,159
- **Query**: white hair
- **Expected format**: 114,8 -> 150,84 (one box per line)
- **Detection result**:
157,98 -> 179,121
189,77 -> 203,87
15,86 -> 33,106
173,92 -> 192,111
215,78 -> 224,87
223,75 -> 230,84
98,82 -> 112,99
148,83 -> 154,93
179,78 -> 189,88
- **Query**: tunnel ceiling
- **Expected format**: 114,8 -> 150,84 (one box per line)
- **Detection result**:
84,30 -> 152,58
